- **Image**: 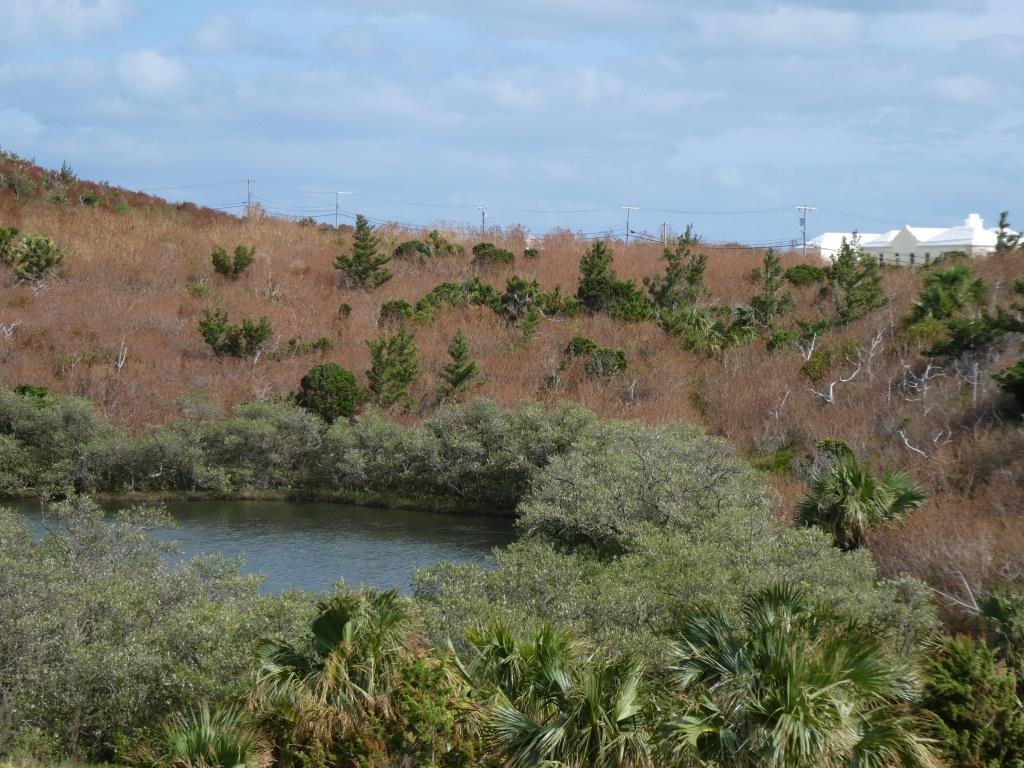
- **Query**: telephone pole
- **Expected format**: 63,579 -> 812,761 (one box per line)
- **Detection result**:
796,204 -> 817,257
622,205 -> 639,248
245,179 -> 254,216
335,191 -> 351,228
478,203 -> 488,235
661,222 -> 668,246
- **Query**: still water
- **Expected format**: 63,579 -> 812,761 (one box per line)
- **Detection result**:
8,499 -> 515,594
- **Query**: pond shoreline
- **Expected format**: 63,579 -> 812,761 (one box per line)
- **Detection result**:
1,488 -> 518,518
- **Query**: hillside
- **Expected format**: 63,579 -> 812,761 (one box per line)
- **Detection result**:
1,154 -> 1023,616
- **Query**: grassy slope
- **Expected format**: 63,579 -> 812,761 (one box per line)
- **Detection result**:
1,155 -> 1022,611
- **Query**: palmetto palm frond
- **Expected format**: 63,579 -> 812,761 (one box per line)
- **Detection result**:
798,457 -> 926,550
664,585 -> 941,768
143,703 -> 271,768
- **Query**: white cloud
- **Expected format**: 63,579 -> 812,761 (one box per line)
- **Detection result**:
932,74 -> 1001,105
2,0 -> 132,42
115,50 -> 188,98
0,106 -> 44,144
193,14 -> 236,53
693,6 -> 864,52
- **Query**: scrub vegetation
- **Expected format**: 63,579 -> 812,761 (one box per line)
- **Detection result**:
2,153 -> 1024,767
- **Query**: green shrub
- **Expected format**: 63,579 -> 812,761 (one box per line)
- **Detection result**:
211,244 -> 255,279
265,336 -> 333,360
829,236 -> 886,325
415,420 -> 936,659
577,241 -> 653,321
922,634 -> 1024,768
334,214 -> 392,288
523,247 -> 540,259
0,225 -> 18,263
994,360 -> 1024,410
185,278 -> 210,297
767,329 -> 796,351
801,348 -> 835,383
378,298 -> 414,326
0,497 -> 307,760
393,239 -> 432,261
565,336 -> 627,377
366,327 -> 421,408
784,263 -> 827,286
11,232 -> 64,282
130,704 -> 271,768
79,190 -> 103,207
338,302 -> 352,318
296,363 -> 360,423
470,242 -> 515,267
439,330 -> 479,397
198,309 -> 273,358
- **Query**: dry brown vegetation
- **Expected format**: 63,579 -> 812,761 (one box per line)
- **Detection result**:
1,156 -> 1023,615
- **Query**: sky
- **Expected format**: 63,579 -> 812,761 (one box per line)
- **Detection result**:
1,0 -> 1022,242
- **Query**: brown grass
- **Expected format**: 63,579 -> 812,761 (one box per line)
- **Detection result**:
1,159 -> 1022,614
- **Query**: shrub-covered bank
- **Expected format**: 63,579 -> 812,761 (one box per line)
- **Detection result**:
0,386 -> 592,510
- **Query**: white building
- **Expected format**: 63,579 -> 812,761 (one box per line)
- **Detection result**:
810,213 -> 1012,266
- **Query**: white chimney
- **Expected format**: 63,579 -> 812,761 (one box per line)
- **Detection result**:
965,213 -> 983,229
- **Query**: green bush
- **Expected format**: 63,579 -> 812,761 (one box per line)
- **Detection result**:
922,634 -> 1024,768
378,298 -> 414,326
366,327 -> 421,408
0,225 -> 18,263
338,302 -> 352,318
439,330 -> 479,397
334,214 -> 392,288
994,360 -> 1024,410
829,236 -> 887,325
0,497 -> 307,760
523,247 -> 540,259
198,309 -> 273,358
211,245 -> 255,279
296,363 -> 360,423
393,239 -> 431,261
784,263 -> 827,286
415,419 -> 936,659
470,242 -> 514,266
11,232 -> 64,282
565,336 -> 627,377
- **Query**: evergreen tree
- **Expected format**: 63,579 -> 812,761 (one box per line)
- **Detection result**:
211,244 -> 255,279
439,330 -> 479,397
996,211 -> 1020,253
829,235 -> 886,325
749,248 -> 793,326
576,241 -> 619,311
644,224 -> 707,311
334,214 -> 393,288
296,362 -> 360,422
366,327 -> 421,408
922,634 -> 1024,768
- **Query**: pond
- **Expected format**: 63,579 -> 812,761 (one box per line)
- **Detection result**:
7,498 -> 516,594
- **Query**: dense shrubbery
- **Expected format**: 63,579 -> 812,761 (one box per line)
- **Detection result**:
415,419 -> 937,660
295,362 -> 360,423
0,387 -> 594,507
0,497 -> 309,759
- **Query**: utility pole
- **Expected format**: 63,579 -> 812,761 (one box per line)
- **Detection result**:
661,222 -> 668,246
622,205 -> 639,248
796,204 -> 817,257
245,179 -> 254,216
335,191 -> 351,228
478,203 -> 488,235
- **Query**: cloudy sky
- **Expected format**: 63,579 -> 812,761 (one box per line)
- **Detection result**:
1,0 -> 1022,241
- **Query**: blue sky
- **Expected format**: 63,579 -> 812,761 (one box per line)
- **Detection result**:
1,0 -> 1022,242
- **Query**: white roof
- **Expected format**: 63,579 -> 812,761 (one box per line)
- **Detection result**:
812,214 -> 1015,252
